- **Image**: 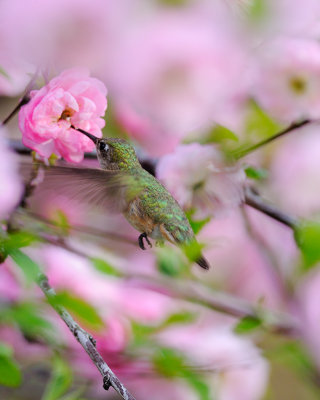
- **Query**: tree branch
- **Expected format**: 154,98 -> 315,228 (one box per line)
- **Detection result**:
233,119 -> 311,159
244,187 -> 299,229
37,273 -> 137,400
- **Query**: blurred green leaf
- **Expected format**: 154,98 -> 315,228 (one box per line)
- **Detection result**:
53,292 -> 104,330
0,342 -> 22,387
245,166 -> 268,180
234,315 -> 262,334
8,248 -> 40,281
153,348 -> 210,400
0,354 -> 22,387
186,210 -> 210,235
245,101 -> 281,140
183,241 -> 205,264
247,0 -> 268,22
0,66 -> 10,80
90,257 -> 122,277
5,231 -> 38,250
164,311 -> 196,327
294,221 -> 320,270
205,124 -> 239,144
1,302 -> 53,340
158,0 -> 189,6
51,210 -> 70,235
156,247 -> 188,277
42,356 -> 73,400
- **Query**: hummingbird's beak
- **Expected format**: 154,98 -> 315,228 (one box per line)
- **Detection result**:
71,125 -> 99,144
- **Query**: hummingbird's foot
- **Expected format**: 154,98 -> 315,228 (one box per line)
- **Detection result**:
138,233 -> 152,250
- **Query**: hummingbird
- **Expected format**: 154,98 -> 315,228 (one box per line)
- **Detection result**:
44,127 -> 210,270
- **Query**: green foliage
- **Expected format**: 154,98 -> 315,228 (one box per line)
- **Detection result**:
0,342 -> 22,387
153,347 -> 211,400
183,240 -> 205,264
9,248 -> 40,282
1,302 -> 53,341
234,315 -> 263,334
245,101 -> 281,140
42,356 -> 73,400
0,66 -> 10,80
204,124 -> 239,144
90,257 -> 122,277
50,210 -> 70,235
247,0 -> 268,22
53,292 -> 104,330
156,247 -> 189,276
294,221 -> 320,270
245,166 -> 268,181
186,209 -> 211,235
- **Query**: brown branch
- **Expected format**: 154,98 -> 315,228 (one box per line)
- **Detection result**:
233,119 -> 311,159
244,187 -> 299,229
37,273 -> 137,400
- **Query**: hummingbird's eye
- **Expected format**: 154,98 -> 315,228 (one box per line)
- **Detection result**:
99,141 -> 108,151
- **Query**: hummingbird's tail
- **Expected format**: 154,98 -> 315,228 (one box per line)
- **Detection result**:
196,255 -> 210,270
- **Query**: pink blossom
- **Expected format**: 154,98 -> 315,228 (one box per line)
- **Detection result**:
0,127 -> 23,218
269,124 -> 320,216
106,11 -> 248,154
156,143 -> 245,217
157,323 -> 269,400
252,38 -> 320,122
19,68 -> 107,163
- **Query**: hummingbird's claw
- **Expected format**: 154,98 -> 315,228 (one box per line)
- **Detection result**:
138,233 -> 152,250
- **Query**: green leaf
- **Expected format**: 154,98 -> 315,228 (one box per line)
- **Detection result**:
247,0 -> 268,22
51,210 -> 70,235
0,302 -> 54,341
0,66 -> 10,80
0,354 -> 22,387
186,210 -> 210,235
294,221 -> 320,270
5,231 -> 38,250
8,248 -> 40,281
234,316 -> 262,334
245,101 -> 281,140
90,257 -> 122,277
183,241 -> 205,264
53,292 -> 104,330
0,342 -> 14,358
153,348 -> 186,378
245,166 -> 268,180
153,348 -> 211,400
164,311 -> 196,327
156,247 -> 188,277
206,124 -> 239,144
42,356 -> 73,400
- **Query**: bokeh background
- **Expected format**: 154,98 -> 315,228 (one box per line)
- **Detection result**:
1,0 -> 320,399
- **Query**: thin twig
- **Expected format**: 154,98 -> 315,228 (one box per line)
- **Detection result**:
1,94 -> 31,126
244,187 -> 299,229
37,273 -> 137,400
233,119 -> 311,159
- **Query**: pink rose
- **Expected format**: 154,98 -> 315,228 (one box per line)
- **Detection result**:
19,68 -> 107,163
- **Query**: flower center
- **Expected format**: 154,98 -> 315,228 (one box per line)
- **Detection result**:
59,107 -> 75,122
289,76 -> 307,95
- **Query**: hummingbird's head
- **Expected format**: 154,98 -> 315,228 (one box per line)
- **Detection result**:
96,138 -> 140,170
75,127 -> 140,170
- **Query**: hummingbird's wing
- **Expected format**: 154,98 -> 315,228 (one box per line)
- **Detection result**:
20,162 -> 144,213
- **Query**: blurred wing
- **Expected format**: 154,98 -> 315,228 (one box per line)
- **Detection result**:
19,162 -> 144,213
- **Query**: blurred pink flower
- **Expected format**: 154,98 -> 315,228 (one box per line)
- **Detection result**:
157,323 -> 269,400
253,38 -> 320,122
106,11 -> 248,154
156,143 -> 245,217
269,124 -> 320,216
19,68 -> 107,162
199,210 -> 287,308
0,127 -> 23,218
